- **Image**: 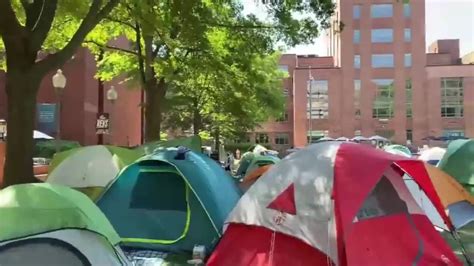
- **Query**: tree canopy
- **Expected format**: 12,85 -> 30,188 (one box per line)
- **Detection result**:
86,0 -> 335,141
0,0 -> 336,187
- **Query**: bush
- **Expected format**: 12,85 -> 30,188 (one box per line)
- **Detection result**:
34,140 -> 81,158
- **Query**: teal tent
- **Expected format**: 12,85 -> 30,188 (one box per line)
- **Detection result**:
0,183 -> 128,265
135,136 -> 202,155
97,147 -> 241,253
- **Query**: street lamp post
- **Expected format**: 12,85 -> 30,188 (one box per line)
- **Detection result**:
52,69 -> 66,153
307,69 -> 315,144
106,85 -> 118,144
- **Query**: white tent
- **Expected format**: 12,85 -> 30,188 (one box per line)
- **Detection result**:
3,130 -> 54,140
351,136 -> 370,142
418,147 -> 446,166
370,135 -> 388,141
47,145 -> 140,189
0,229 -> 129,265
33,130 -> 54,139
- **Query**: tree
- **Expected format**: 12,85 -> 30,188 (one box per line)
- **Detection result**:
89,0 -> 336,142
87,0 -> 219,142
163,48 -> 286,142
0,0 -> 119,187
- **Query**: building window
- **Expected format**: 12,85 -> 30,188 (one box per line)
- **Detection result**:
375,130 -> 395,140
406,79 -> 412,118
283,88 -> 289,97
371,4 -> 393,18
275,133 -> 289,145
354,55 -> 361,68
372,54 -> 394,68
372,79 -> 394,118
406,130 -> 413,142
353,5 -> 361,19
307,80 -> 329,119
255,133 -> 269,144
279,65 -> 289,74
354,130 -> 362,136
444,130 -> 465,137
404,54 -> 412,67
353,30 -> 360,44
354,80 -> 361,117
441,78 -> 464,118
276,111 -> 289,122
404,3 -> 411,17
307,130 -> 328,144
371,29 -> 393,43
404,28 -> 411,42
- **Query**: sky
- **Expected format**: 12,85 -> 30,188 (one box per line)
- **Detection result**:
242,0 -> 474,56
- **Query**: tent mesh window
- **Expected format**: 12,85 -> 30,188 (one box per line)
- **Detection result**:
130,169 -> 187,211
356,176 -> 409,221
0,238 -> 91,266
123,160 -> 189,241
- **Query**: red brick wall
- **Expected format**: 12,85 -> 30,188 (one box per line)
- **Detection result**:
0,48 -> 142,147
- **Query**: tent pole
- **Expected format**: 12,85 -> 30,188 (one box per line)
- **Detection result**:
450,230 -> 472,266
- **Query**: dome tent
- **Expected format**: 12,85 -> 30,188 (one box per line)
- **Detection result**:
97,147 -> 241,253
438,139 -> 474,194
384,144 -> 412,157
208,142 -> 460,266
418,147 -> 446,166
0,183 -> 128,265
47,145 -> 141,200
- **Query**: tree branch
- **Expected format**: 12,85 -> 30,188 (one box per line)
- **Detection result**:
0,0 -> 24,36
34,0 -> 119,75
135,22 -> 146,85
103,16 -> 135,30
84,40 -> 138,56
203,22 -> 284,30
27,0 -> 58,53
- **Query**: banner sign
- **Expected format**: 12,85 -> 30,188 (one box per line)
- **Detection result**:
36,104 -> 57,136
96,113 -> 110,135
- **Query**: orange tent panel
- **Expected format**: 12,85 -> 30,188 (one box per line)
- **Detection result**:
424,163 -> 474,207
242,165 -> 272,185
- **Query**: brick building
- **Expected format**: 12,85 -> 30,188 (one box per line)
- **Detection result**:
253,0 -> 474,151
0,47 -> 142,147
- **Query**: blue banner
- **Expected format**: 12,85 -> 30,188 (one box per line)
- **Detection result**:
37,103 -> 57,136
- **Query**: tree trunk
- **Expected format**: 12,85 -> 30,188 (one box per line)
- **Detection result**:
214,127 -> 220,152
144,78 -> 166,142
2,71 -> 40,187
192,100 -> 202,135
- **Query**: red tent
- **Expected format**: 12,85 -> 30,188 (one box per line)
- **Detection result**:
208,142 -> 460,266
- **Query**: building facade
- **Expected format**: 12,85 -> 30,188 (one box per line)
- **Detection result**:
0,47 -> 142,147
254,0 -> 474,151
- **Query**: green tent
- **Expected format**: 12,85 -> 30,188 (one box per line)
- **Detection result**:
47,145 -> 142,201
245,155 -> 281,177
441,221 -> 474,264
438,139 -> 474,194
136,135 -> 202,155
0,183 -> 128,265
97,147 -> 241,253
235,152 -> 255,177
383,144 -> 412,157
